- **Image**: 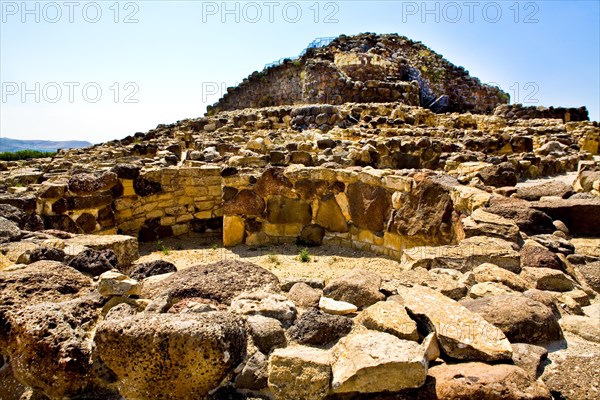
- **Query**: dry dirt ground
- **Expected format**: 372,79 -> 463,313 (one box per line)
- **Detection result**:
137,233 -> 405,283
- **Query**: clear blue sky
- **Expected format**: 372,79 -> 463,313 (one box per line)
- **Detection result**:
1,0 -> 599,143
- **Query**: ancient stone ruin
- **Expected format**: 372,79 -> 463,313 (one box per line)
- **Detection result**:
1,33 -> 599,400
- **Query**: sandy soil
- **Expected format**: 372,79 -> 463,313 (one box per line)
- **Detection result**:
137,233 -> 405,283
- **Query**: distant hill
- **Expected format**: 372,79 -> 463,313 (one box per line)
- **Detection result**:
0,137 -> 92,153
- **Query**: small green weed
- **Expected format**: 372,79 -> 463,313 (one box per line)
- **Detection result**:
299,247 -> 310,263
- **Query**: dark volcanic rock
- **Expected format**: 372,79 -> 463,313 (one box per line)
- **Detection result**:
141,259 -> 279,306
460,294 -> 561,344
223,189 -> 266,216
520,246 -> 563,270
486,196 -> 555,235
477,162 -> 517,187
393,175 -> 455,244
111,163 -> 141,180
288,308 -> 353,345
29,246 -> 66,263
67,248 -> 119,276
130,260 -> 177,280
4,295 -> 103,399
133,177 -> 162,196
347,181 -> 391,232
0,217 -> 21,243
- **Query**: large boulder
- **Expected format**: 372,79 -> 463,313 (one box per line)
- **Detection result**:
347,182 -> 391,232
323,268 -> 384,309
129,259 -> 177,280
461,209 -> 520,242
266,195 -> 312,224
95,311 -> 246,400
64,234 -> 138,267
268,346 -> 331,400
530,198 -> 600,236
429,362 -> 551,399
141,260 -> 279,307
288,308 -> 353,345
521,267 -> 575,292
0,217 -> 21,243
472,263 -> 530,291
393,175 -> 455,244
229,290 -> 297,325
577,261 -> 600,293
356,301 -> 419,341
246,315 -> 286,354
330,331 -> 428,393
514,181 -> 573,201
477,162 -> 517,187
402,236 -> 521,273
520,245 -> 563,270
67,248 -> 119,276
0,261 -> 93,350
460,294 -> 561,344
4,295 -> 103,399
223,189 -> 265,216
485,196 -> 555,235
394,285 -> 513,361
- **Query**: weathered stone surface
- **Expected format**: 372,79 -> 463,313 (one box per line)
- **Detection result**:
247,315 -> 287,354
331,331 -> 427,393
347,181 -> 391,232
298,224 -> 325,246
255,167 -> 294,197
68,172 -> 118,195
395,285 -> 513,361
0,217 -> 21,243
468,281 -> 514,298
223,215 -> 245,246
356,301 -> 419,341
235,351 -> 268,391
486,196 -> 555,235
542,354 -> 600,399
268,346 -> 331,400
402,236 -> 521,273
267,195 -> 312,224
530,234 -> 575,255
515,181 -> 572,201
511,343 -> 548,378
64,234 -> 138,267
576,261 -> 600,293
67,248 -> 119,276
315,195 -> 348,232
393,175 -> 455,244
129,259 -> 177,280
287,282 -> 321,308
95,311 -> 246,400
133,176 -> 162,196
460,294 -> 561,344
4,295 -> 103,399
559,315 -> 600,342
319,296 -> 358,315
462,208 -> 520,242
97,270 -> 142,297
472,263 -> 530,291
223,189 -> 265,216
323,268 -> 384,309
477,162 -> 517,187
520,245 -> 563,270
28,246 -> 66,263
230,290 -> 297,325
142,260 -> 279,307
280,277 -> 325,291
530,198 -> 600,236
521,267 -> 575,292
429,362 -> 552,399
382,268 -> 468,300
288,308 -> 353,345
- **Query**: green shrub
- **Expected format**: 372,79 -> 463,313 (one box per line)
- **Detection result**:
299,247 -> 310,263
0,150 -> 56,161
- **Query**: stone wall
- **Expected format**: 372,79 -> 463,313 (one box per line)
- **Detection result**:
208,33 -> 509,115
494,104 -> 589,122
34,166 -> 223,241
222,166 -> 466,260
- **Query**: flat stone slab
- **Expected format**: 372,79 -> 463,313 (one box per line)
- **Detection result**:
394,285 -> 513,362
64,234 -> 138,267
